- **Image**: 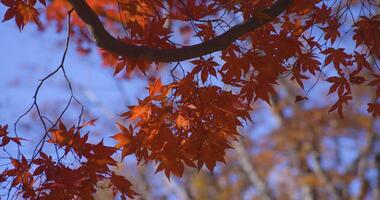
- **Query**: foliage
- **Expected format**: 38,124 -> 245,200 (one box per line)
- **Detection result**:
1,0 -> 380,199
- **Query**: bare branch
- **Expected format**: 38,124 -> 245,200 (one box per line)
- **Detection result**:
233,139 -> 275,200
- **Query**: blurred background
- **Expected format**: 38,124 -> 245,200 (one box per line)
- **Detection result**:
1,1 -> 380,200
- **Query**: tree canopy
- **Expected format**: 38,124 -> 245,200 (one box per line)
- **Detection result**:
1,0 -> 380,199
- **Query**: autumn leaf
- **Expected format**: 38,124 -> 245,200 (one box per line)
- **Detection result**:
123,103 -> 151,120
328,92 -> 352,118
111,173 -> 138,199
191,57 -> 218,83
2,7 -> 17,22
79,118 -> 98,129
367,103 -> 380,118
323,48 -> 352,73
14,1 -> 41,29
321,18 -> 341,43
112,122 -> 133,148
148,78 -> 164,96
295,95 -> 308,103
175,114 -> 190,129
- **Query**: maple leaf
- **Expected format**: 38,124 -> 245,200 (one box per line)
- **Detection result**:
195,21 -> 214,41
5,156 -> 33,188
155,141 -> 187,178
0,124 -> 8,136
111,173 -> 138,199
124,57 -> 152,75
2,7 -> 17,22
328,92 -> 352,118
295,95 -> 308,103
353,15 -> 380,58
148,78 -> 164,96
112,122 -> 133,149
0,124 -> 10,147
295,52 -> 321,75
124,103 -> 151,120
326,76 -> 351,97
240,77 -> 277,105
100,50 -> 119,67
221,54 -> 250,82
11,1 -> 41,29
87,140 -> 117,169
142,18 -> 173,48
118,0 -> 153,36
313,3 -> 332,25
191,57 -> 218,83
146,78 -> 174,101
291,68 -> 309,89
186,131 -> 232,171
175,114 -> 190,129
369,73 -> 380,98
321,18 -> 341,44
79,118 -> 98,129
48,121 -> 75,147
367,103 -> 380,118
349,74 -> 366,85
323,48 -> 352,73
353,52 -> 372,73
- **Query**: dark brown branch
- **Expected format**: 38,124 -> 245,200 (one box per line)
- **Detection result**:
67,0 -> 293,62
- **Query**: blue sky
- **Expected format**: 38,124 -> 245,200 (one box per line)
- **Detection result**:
0,14 -> 148,129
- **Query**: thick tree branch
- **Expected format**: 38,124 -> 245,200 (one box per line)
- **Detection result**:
67,0 -> 293,62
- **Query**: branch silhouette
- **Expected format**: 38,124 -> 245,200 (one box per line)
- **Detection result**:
67,0 -> 293,62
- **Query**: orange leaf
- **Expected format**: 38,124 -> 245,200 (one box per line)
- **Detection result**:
175,114 -> 190,129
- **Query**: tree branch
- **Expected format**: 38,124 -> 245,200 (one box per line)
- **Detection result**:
66,0 -> 293,62
233,139 -> 275,200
